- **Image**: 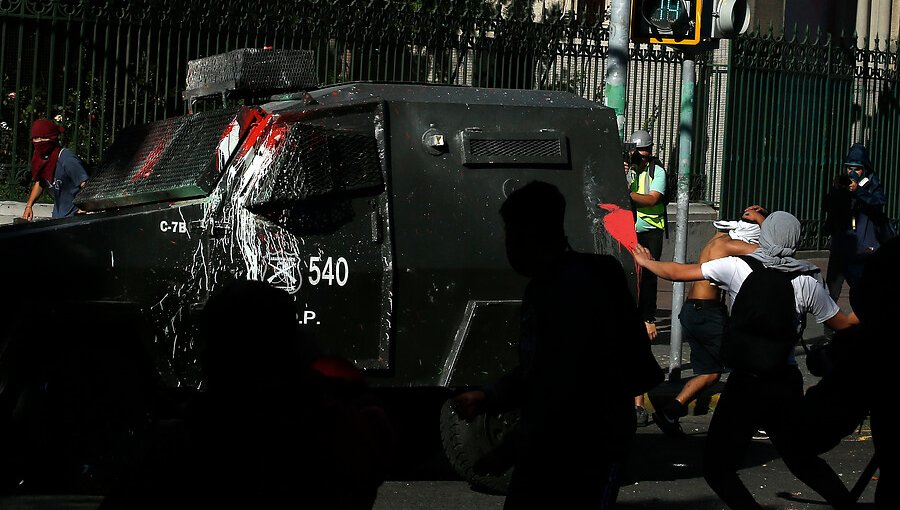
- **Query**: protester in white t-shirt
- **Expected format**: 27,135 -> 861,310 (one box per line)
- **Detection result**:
631,211 -> 857,510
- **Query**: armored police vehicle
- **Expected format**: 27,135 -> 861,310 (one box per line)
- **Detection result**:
0,49 -> 636,492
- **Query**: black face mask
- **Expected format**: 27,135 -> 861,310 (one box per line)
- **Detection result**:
846,168 -> 863,182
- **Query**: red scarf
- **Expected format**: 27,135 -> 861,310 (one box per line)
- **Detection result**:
31,141 -> 62,183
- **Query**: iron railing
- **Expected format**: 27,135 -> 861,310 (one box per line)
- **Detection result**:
724,30 -> 900,250
6,3 -> 899,251
0,0 -> 705,204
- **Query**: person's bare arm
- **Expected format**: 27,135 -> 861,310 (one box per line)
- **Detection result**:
824,311 -> 856,331
632,244 -> 704,282
630,190 -> 663,207
22,181 -> 43,221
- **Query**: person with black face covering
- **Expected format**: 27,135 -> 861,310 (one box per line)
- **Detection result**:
22,119 -> 88,220
823,142 -> 888,304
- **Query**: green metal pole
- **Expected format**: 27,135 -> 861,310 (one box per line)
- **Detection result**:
668,53 -> 696,382
604,0 -> 631,141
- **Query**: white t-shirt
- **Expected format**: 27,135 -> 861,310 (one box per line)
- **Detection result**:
700,256 -> 839,325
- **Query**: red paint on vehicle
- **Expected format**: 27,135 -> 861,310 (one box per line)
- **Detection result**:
131,138 -> 167,182
233,113 -> 274,161
598,203 -> 643,296
597,203 -> 637,251
263,120 -> 290,152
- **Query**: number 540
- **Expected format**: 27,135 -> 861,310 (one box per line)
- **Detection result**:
308,256 -> 349,286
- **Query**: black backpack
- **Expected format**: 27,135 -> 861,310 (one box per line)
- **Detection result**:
721,256 -> 811,375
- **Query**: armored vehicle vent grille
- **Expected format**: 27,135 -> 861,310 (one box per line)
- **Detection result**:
184,49 -> 318,102
461,130 -> 569,166
469,138 -> 561,158
76,108 -> 243,210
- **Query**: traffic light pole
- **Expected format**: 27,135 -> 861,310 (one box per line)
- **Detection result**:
668,53 -> 695,382
604,0 -> 631,140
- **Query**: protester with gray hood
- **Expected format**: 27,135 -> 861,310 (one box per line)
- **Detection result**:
631,211 -> 858,509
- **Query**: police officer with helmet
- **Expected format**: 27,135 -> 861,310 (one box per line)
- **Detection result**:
624,129 -> 668,425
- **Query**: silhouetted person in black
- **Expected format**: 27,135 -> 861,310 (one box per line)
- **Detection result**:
453,181 -> 660,509
793,235 -> 899,509
846,236 -> 898,508
102,280 -> 390,509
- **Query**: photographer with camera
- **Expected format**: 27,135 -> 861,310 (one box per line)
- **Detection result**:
624,129 -> 667,427
823,143 -> 890,307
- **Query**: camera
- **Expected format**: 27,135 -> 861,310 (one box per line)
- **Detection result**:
623,142 -> 643,165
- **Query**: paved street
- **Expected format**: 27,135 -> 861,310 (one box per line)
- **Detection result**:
372,415 -> 877,509
0,250 -> 876,509
0,413 -> 876,509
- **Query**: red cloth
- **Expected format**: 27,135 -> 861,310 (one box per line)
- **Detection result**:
30,119 -> 64,183
31,119 -> 63,139
311,355 -> 364,383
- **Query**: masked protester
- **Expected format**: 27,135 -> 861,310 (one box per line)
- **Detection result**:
22,119 -> 89,220
822,143 -> 889,308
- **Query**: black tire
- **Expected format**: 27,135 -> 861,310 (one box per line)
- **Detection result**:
439,399 -> 518,495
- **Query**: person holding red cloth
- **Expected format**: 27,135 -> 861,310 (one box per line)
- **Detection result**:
22,119 -> 89,220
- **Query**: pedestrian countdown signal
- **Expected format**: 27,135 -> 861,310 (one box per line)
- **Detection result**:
631,0 -> 751,46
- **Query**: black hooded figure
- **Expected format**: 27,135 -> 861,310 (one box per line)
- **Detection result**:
823,143 -> 888,305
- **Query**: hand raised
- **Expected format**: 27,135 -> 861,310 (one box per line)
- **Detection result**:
631,243 -> 655,267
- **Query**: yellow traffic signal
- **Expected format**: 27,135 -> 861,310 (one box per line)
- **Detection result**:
630,0 -> 751,46
631,0 -> 703,46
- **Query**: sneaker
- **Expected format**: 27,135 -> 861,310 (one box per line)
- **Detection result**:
635,405 -> 650,427
752,429 -> 769,440
652,409 -> 685,437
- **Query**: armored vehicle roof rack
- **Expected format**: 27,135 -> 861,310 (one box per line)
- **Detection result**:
183,48 -> 318,111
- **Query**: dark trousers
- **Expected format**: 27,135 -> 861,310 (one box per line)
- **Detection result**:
872,400 -> 894,508
637,229 -> 664,322
703,368 -> 853,510
825,234 -> 866,304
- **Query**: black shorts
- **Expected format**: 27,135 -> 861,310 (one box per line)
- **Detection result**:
679,300 -> 727,375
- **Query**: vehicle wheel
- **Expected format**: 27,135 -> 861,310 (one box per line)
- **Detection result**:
439,399 -> 518,495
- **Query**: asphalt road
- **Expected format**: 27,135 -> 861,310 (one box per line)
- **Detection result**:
372,413 -> 877,510
0,413 -> 877,509
0,257 -> 872,509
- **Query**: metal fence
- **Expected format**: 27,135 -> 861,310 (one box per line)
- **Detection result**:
724,31 -> 900,250
0,0 -> 703,203
14,0 -> 899,251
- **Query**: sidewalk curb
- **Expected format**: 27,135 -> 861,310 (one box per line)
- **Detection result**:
0,201 -> 52,225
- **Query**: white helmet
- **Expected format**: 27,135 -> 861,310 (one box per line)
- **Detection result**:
630,130 -> 653,149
